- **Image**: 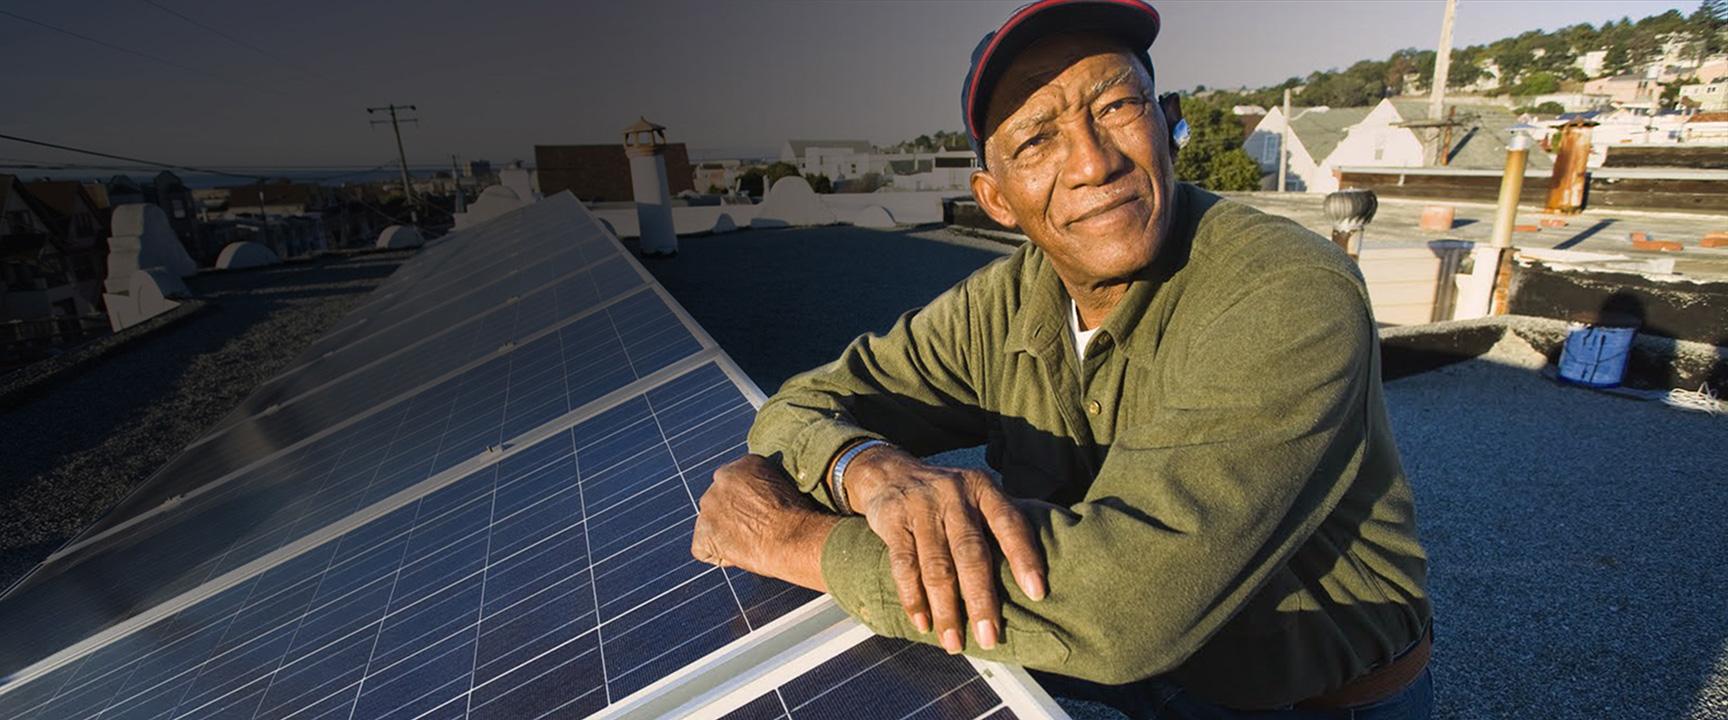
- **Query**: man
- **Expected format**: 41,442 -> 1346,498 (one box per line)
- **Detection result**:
689,1 -> 1433,717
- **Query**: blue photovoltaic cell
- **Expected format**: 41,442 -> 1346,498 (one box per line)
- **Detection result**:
0,364 -> 816,720
77,254 -> 646,541
0,286 -> 705,677
720,635 -> 1014,720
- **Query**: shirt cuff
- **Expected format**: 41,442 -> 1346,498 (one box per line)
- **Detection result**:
819,516 -> 905,636
771,419 -> 886,512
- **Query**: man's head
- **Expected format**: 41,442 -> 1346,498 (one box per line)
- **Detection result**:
962,1 -> 1180,291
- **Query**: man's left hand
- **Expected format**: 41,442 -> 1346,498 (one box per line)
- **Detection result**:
691,454 -> 839,592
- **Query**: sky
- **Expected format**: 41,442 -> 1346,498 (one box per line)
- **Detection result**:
0,0 -> 1702,173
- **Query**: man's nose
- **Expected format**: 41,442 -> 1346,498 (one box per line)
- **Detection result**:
1059,121 -> 1127,188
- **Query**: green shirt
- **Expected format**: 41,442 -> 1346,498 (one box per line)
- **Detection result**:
746,183 -> 1431,708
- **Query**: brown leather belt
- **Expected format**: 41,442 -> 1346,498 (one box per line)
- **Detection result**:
1296,630 -> 1432,710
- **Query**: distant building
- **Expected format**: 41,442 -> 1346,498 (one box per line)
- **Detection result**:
1,175 -> 106,324
194,183 -> 333,261
1245,99 -> 1556,192
879,150 -> 977,191
692,160 -> 740,193
1583,74 -> 1662,106
1526,92 -> 1613,112
1680,79 -> 1728,111
534,144 -> 694,203
1575,49 -> 1608,79
460,159 -> 493,179
780,140 -> 876,181
1682,112 -> 1728,143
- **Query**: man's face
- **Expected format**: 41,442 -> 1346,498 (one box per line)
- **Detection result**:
971,32 -> 1176,288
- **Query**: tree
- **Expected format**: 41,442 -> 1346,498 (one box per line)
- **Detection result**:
804,173 -> 833,193
764,161 -> 801,187
1514,71 -> 1561,97
1173,97 -> 1264,191
1207,150 -> 1263,192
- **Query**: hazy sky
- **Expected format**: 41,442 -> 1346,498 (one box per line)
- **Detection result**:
0,0 -> 1700,170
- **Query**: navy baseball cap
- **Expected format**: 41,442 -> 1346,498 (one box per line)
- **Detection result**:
963,0 -> 1162,165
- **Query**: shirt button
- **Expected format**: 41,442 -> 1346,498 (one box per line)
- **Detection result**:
1086,400 -> 1102,415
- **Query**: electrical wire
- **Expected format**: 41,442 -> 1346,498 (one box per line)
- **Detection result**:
0,8 -> 287,98
137,0 -> 333,83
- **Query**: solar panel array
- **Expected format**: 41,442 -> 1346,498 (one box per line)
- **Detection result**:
0,192 -> 1065,719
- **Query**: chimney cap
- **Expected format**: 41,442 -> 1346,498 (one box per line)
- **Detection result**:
623,116 -> 665,134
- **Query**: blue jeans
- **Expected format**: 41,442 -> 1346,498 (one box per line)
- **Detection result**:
1030,667 -> 1434,720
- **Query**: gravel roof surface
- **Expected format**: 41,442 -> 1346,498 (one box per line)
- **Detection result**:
638,226 -> 1728,720
0,251 -> 408,593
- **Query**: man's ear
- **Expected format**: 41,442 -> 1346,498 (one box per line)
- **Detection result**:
968,169 -> 1021,230
1158,92 -> 1184,158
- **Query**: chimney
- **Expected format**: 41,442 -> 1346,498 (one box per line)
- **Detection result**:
623,116 -> 677,257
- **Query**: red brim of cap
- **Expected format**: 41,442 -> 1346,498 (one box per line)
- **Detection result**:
965,0 -> 1161,149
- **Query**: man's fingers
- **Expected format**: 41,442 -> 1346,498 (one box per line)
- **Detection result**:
883,526 -> 931,634
976,488 -> 1047,601
945,506 -> 1001,650
913,512 -> 964,655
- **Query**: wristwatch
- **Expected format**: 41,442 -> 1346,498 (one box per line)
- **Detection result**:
830,439 -> 890,515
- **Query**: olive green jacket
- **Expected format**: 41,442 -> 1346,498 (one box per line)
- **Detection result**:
746,183 -> 1431,708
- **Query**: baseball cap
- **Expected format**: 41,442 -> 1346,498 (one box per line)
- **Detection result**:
963,0 -> 1162,165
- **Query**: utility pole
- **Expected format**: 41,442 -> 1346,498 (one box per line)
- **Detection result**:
1428,0 -> 1456,124
368,103 -> 419,224
1277,88 -> 1292,192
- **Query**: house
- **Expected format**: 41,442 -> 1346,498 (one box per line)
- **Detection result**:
1575,49 -> 1608,78
1244,99 -> 1556,193
780,140 -> 875,181
1244,105 -> 1376,192
194,183 -> 333,261
1679,79 -> 1728,111
534,144 -> 695,203
1582,74 -> 1661,106
1526,92 -> 1613,112
1683,112 -> 1728,143
692,160 -> 740,194
878,150 -> 976,191
1,176 -> 106,324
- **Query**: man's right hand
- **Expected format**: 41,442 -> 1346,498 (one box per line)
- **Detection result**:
842,445 -> 1047,654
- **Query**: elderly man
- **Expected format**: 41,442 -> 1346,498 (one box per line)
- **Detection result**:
690,1 -> 1433,717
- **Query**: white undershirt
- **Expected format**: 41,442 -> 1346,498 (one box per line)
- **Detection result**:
1069,299 -> 1099,361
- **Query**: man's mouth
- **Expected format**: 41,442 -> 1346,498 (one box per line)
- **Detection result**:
1067,193 -> 1139,227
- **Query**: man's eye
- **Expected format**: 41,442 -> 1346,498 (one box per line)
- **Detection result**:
1101,97 -> 1143,116
1016,134 -> 1049,156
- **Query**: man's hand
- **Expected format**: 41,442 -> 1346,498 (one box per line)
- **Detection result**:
844,445 -> 1047,654
691,455 -> 838,592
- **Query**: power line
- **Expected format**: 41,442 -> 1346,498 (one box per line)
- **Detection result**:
0,132 -> 393,184
137,0 -> 331,83
0,8 -> 286,98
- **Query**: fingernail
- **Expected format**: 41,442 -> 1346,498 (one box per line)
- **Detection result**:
941,628 -> 962,654
912,612 -> 931,634
1018,572 -> 1047,601
975,619 -> 998,650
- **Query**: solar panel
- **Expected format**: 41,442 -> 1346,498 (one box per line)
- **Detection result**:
0,192 -> 1066,720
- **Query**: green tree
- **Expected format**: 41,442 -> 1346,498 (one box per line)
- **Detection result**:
1514,71 -> 1561,96
1174,97 -> 1263,191
764,161 -> 801,187
1207,150 -> 1263,192
804,173 -> 833,193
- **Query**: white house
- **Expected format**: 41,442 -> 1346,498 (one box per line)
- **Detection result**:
1245,99 -> 1556,193
780,140 -> 876,181
1680,79 -> 1728,111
